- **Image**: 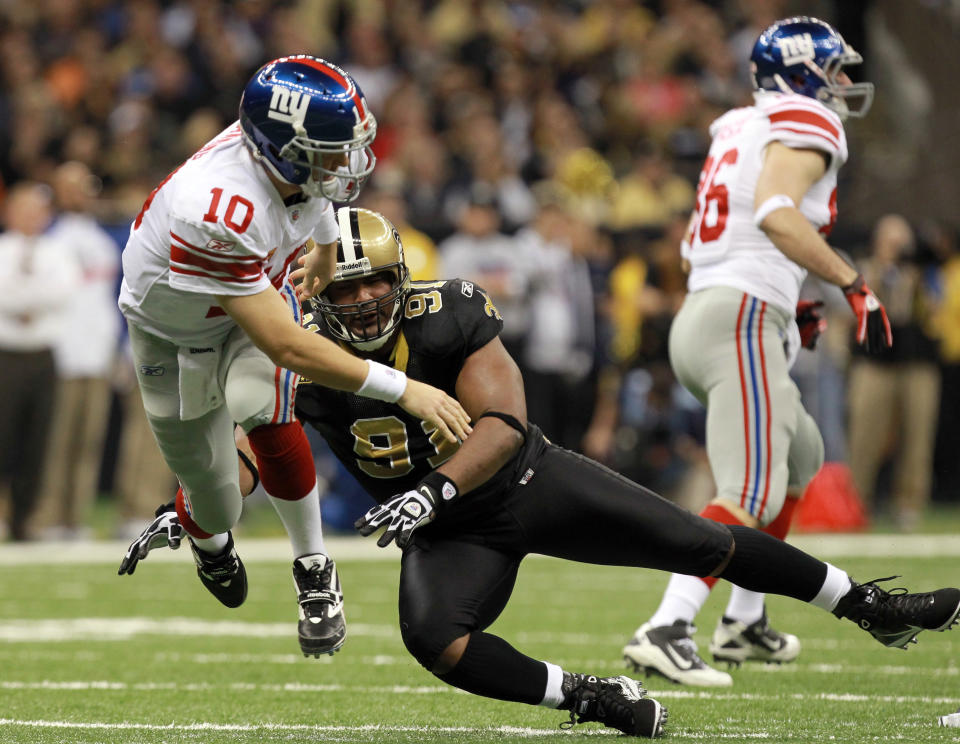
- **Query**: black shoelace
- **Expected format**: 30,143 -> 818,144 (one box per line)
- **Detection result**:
856,576 -> 924,623
298,562 -> 339,609
200,549 -> 238,580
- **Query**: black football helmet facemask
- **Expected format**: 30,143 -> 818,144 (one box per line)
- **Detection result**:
312,207 -> 411,351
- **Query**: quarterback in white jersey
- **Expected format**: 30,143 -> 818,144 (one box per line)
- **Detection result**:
119,122 -> 340,349
624,18 -> 892,687
117,56 -> 471,658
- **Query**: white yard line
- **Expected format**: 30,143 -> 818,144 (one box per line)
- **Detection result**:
2,680 -> 958,706
0,616 -> 956,656
0,616 -> 398,642
0,533 -> 958,566
0,719 -> 612,736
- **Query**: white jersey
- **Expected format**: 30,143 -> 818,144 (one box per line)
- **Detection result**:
683,92 -> 847,314
119,123 -> 339,347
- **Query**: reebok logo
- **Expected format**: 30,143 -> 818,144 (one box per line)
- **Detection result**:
205,238 -> 235,252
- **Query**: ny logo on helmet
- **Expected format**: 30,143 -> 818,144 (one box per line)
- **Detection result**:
776,33 -> 816,66
267,86 -> 311,125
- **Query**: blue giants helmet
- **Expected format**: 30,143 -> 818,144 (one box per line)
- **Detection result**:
750,17 -> 874,119
239,55 -> 377,201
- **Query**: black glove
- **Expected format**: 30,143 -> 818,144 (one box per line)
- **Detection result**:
118,501 -> 183,575
354,472 -> 459,549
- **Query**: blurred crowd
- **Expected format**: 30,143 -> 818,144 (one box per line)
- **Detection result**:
0,0 -> 957,540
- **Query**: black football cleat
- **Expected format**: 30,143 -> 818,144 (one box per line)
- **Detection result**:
188,533 -> 247,608
833,576 -> 960,648
560,672 -> 667,738
293,553 -> 346,657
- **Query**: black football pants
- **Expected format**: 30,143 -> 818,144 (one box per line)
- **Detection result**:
399,443 -> 829,675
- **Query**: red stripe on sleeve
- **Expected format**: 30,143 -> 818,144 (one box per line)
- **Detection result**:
170,249 -> 263,284
170,232 -> 261,263
170,245 -> 263,280
770,125 -> 839,151
768,109 -> 840,139
170,266 -> 263,284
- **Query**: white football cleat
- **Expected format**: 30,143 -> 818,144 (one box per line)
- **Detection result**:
709,610 -> 800,666
623,621 -> 732,687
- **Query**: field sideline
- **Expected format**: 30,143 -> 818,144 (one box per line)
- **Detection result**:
1,534 -> 959,743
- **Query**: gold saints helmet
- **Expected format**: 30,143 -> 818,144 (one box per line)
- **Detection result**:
313,207 -> 411,350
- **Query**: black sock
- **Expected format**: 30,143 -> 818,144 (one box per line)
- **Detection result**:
436,631 -> 548,705
720,525 -> 828,602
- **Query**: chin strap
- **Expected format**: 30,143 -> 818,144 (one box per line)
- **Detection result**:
477,411 -> 527,444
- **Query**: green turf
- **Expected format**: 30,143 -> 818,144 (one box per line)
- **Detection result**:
1,550 -> 959,743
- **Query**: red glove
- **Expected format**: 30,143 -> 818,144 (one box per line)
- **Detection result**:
796,300 -> 827,350
842,274 -> 893,352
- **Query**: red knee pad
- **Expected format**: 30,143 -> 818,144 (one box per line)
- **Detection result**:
247,422 -> 316,501
175,486 -> 213,539
760,495 -> 800,541
698,502 -> 750,589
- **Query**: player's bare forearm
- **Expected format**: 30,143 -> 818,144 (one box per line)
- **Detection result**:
220,289 -> 472,444
436,417 -> 523,494
755,142 -> 859,289
218,288 -> 368,391
437,337 -> 526,494
759,208 -> 859,288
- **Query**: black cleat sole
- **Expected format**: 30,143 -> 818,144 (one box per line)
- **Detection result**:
300,634 -> 346,658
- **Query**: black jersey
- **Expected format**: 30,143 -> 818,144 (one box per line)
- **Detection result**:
295,279 -> 545,519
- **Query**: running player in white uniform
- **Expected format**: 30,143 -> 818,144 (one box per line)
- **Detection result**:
623,17 -> 892,686
117,56 -> 471,657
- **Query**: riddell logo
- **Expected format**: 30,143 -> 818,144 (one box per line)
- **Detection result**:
205,238 -> 235,252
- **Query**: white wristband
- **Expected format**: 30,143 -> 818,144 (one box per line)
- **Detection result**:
357,359 -> 407,402
753,194 -> 796,227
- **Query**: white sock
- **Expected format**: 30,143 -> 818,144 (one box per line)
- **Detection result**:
268,483 -> 326,558
809,562 -> 852,612
191,533 -> 229,554
723,587 -> 765,625
539,662 -> 566,708
649,573 -> 711,627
